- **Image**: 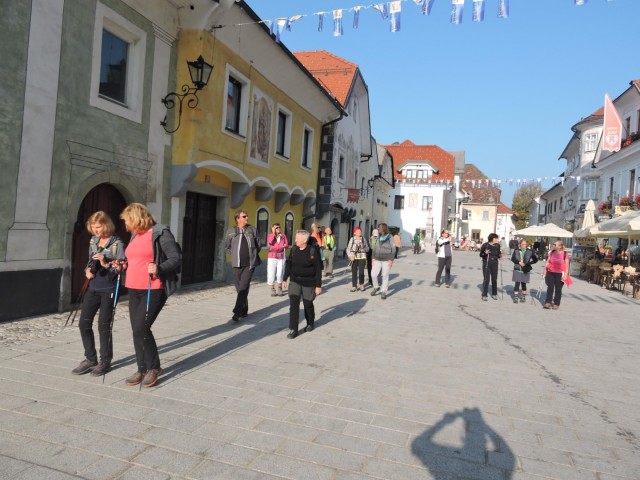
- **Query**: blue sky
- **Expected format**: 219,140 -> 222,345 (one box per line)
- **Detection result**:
247,0 -> 639,205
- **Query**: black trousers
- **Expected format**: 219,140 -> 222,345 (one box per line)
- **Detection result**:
435,256 -> 452,285
232,266 -> 254,316
366,250 -> 373,284
128,288 -> 167,372
351,259 -> 366,287
545,272 -> 564,306
514,282 -> 528,293
78,289 -> 115,363
482,259 -> 498,296
288,281 -> 315,330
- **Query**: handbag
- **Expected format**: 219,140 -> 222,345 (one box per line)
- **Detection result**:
523,264 -> 532,273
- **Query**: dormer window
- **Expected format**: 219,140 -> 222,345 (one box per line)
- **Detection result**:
584,133 -> 597,152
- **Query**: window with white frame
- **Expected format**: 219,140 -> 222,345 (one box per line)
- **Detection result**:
482,210 -> 489,220
301,124 -> 313,169
256,208 -> 269,247
339,154 -> 345,180
584,133 -> 597,152
90,2 -> 146,123
422,196 -> 433,211
275,105 -> 292,158
223,65 -> 250,137
583,180 -> 597,200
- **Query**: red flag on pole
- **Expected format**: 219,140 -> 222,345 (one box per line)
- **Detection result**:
603,93 -> 622,152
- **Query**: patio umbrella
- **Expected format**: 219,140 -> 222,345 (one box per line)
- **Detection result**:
514,223 -> 573,238
589,210 -> 640,265
574,200 -> 597,238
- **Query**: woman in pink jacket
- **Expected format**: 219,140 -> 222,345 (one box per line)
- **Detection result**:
267,222 -> 288,296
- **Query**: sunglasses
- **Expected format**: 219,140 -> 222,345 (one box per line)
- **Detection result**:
239,215 -> 248,218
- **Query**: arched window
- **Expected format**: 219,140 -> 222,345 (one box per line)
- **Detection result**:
256,208 -> 269,246
284,212 -> 294,245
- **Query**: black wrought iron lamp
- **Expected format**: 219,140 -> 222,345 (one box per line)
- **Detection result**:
161,55 -> 213,133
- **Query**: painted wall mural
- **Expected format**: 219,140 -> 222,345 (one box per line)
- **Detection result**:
249,87 -> 273,165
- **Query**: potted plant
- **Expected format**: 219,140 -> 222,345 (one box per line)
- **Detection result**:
618,196 -> 633,207
635,194 -> 640,209
598,200 -> 612,214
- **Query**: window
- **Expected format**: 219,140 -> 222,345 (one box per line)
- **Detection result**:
339,155 -> 345,180
583,180 -> 597,199
256,208 -> 269,247
275,105 -> 292,158
630,170 -> 636,197
284,212 -> 294,245
222,65 -> 250,138
422,196 -> 433,211
584,133 -> 597,152
625,117 -> 631,139
394,195 -> 404,210
482,210 -> 489,220
90,2 -> 146,123
301,124 -> 313,169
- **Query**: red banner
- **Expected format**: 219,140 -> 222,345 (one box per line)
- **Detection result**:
347,188 -> 360,203
603,93 -> 622,152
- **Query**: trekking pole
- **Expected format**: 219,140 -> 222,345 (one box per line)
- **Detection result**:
65,277 -> 90,327
482,258 -> 489,298
140,274 -> 151,391
103,269 -> 121,384
499,258 -> 504,300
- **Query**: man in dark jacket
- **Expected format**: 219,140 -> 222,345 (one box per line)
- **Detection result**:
282,230 -> 322,339
225,209 -> 261,322
480,233 -> 502,301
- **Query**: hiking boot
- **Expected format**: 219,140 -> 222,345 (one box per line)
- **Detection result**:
434,283 -> 441,287
141,368 -> 163,388
305,323 -> 314,332
350,287 -> 357,292
491,295 -> 498,300
126,371 -> 144,386
482,296 -> 488,301
231,314 -> 241,322
270,287 -> 277,297
381,292 -> 387,300
287,329 -> 297,339
370,287 -> 379,296
543,303 -> 551,309
276,283 -> 283,296
520,296 -> 526,303
71,359 -> 97,375
90,360 -> 111,376
512,296 -> 518,304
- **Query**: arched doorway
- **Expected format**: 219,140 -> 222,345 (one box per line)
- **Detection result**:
71,184 -> 129,299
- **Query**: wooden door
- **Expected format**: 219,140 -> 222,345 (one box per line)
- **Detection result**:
181,192 -> 216,285
71,184 -> 129,299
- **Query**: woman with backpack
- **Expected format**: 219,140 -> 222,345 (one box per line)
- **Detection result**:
346,226 -> 370,292
434,229 -> 453,287
71,211 -> 126,376
369,223 -> 397,300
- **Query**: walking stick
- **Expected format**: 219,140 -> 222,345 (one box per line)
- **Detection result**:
499,258 -> 504,300
65,277 -> 90,327
140,275 -> 151,391
103,270 -> 121,383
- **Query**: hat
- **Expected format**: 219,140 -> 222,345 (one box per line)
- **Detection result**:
372,229 -> 379,236
353,226 -> 361,233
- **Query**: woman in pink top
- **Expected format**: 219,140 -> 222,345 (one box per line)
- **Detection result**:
120,203 -> 181,388
543,240 -> 570,310
266,222 -> 288,296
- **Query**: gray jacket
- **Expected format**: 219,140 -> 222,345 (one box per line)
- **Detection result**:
152,224 -> 182,297
225,224 -> 261,268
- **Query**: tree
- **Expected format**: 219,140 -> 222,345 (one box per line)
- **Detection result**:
512,184 -> 543,230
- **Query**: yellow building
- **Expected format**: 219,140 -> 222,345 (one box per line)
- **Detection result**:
167,4 -> 343,284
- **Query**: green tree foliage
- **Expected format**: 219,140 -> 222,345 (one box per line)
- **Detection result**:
512,184 -> 543,229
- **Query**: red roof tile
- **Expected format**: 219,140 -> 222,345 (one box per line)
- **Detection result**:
461,164 -> 501,204
293,50 -> 358,107
381,141 -> 455,182
497,202 -> 513,215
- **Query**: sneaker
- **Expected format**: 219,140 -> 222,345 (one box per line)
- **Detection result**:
270,288 -> 277,297
552,304 -> 559,310
512,297 -> 518,304
141,368 -> 163,388
350,287 -> 357,292
305,323 -> 314,332
491,295 -> 498,300
90,360 -> 111,376
482,296 -> 488,301
434,283 -> 441,287
381,293 -> 387,300
358,285 -> 365,292
445,284 -> 450,288
370,287 -> 379,296
71,359 -> 97,375
286,329 -> 297,339
520,296 -> 526,303
543,303 -> 551,309
126,371 -> 145,386
231,314 -> 241,322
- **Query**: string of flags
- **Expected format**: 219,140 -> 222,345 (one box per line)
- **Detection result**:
224,0 -> 616,42
398,175 -> 585,189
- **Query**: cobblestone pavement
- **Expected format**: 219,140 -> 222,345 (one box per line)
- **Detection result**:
1,250 -> 639,480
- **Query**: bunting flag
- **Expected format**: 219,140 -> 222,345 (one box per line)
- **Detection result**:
273,18 -> 289,42
497,0 -> 509,18
353,6 -> 362,28
451,0 -> 464,24
414,0 -> 434,15
373,3 -> 389,19
390,1 -> 402,32
333,9 -> 344,36
603,93 -> 623,152
289,15 -> 303,29
316,12 -> 325,31
473,0 -> 485,22
575,0 -> 587,4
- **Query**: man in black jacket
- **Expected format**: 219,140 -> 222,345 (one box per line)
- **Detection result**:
480,233 -> 502,301
282,230 -> 322,339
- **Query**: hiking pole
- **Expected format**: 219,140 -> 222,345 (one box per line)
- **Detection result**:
140,274 -> 152,391
499,258 -> 504,300
103,269 -> 121,384
65,277 -> 90,327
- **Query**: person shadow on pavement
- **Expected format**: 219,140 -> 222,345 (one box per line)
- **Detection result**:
411,408 -> 514,479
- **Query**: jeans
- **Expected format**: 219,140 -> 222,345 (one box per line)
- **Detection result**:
435,256 -> 452,285
78,289 -> 115,363
128,288 -> 167,372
